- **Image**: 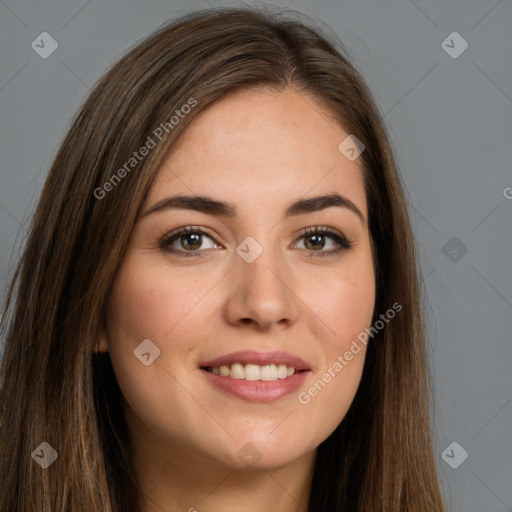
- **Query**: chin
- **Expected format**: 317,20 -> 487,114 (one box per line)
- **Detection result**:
215,431 -> 312,471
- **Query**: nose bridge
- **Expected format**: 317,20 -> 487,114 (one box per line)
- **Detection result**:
241,245 -> 283,296
225,233 -> 298,328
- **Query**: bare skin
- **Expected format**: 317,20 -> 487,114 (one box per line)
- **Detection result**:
102,87 -> 376,512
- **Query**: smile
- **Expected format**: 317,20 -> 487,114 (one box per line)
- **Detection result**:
199,350 -> 311,402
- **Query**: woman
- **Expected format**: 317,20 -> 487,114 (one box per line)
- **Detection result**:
0,7 -> 445,511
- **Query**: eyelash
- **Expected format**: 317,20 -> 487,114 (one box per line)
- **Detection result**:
159,225 -> 354,258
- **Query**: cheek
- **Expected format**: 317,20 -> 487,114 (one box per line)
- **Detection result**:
311,271 -> 373,369
297,250 -> 374,418
107,258 -> 211,345
306,254 -> 376,351
104,258 -> 212,432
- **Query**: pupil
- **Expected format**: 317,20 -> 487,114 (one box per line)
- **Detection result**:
183,233 -> 201,249
307,234 -> 324,250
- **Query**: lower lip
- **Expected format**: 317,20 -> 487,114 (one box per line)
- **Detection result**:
200,369 -> 310,402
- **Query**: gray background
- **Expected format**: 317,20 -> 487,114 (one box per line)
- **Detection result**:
1,0 -> 511,510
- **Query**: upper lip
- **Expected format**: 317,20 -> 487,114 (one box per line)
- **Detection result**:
199,350 -> 311,371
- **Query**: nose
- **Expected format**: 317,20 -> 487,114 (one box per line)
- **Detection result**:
223,242 -> 300,331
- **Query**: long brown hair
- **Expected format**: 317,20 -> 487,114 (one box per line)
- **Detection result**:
0,7 -> 444,511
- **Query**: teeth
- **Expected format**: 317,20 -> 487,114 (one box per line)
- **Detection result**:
277,364 -> 288,379
244,364 -> 261,381
231,363 -> 245,380
207,363 -> 298,381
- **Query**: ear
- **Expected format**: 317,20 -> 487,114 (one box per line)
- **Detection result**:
96,324 -> 110,353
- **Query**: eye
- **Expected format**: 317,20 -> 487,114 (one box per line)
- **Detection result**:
159,225 -> 353,258
160,226 -> 220,256
293,226 -> 353,256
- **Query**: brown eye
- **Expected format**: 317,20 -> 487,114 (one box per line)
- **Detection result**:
294,227 -> 353,256
160,227 -> 218,256
179,233 -> 203,250
304,233 -> 326,250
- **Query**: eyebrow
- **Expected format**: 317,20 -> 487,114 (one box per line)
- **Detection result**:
141,192 -> 365,223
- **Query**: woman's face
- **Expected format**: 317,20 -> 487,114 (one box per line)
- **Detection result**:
105,88 -> 375,471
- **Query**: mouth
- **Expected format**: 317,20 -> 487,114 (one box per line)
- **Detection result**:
199,350 -> 311,402
199,350 -> 310,376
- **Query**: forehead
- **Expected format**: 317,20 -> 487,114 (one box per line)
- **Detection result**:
146,88 -> 367,216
